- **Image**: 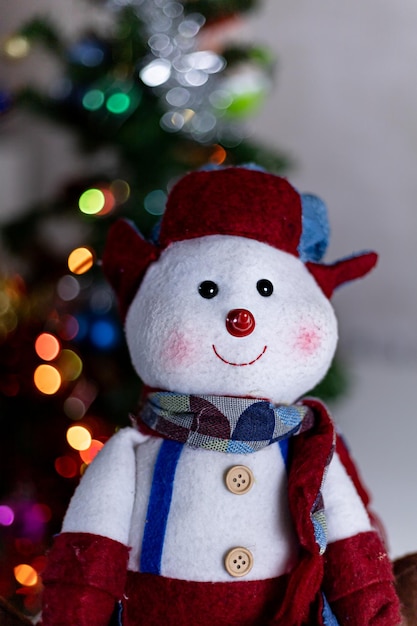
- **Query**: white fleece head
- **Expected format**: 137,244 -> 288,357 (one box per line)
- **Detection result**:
125,234 -> 338,404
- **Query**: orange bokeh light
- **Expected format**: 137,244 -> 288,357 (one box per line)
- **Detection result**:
79,439 -> 104,464
68,247 -> 95,275
34,364 -> 61,395
14,564 -> 38,587
35,333 -> 60,361
209,144 -> 227,165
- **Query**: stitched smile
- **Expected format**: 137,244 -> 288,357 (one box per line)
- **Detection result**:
212,344 -> 267,367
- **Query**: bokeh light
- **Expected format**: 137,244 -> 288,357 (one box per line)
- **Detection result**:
66,425 -> 92,451
57,349 -> 83,381
79,188 -> 105,215
4,35 -> 30,59
35,333 -> 60,361
78,187 -> 115,216
82,88 -> 105,111
96,188 -> 116,216
57,275 -> 80,301
68,247 -> 94,275
14,564 -> 38,587
59,314 -> 79,341
90,288 -> 113,314
79,439 -> 104,464
69,40 -> 105,67
90,318 -> 118,349
106,92 -> 131,114
64,396 -> 86,420
140,59 -> 171,87
0,505 -> 14,526
31,503 -> 51,524
34,364 -> 61,395
54,456 -> 78,478
144,189 -> 167,216
110,179 -> 130,204
209,144 -> 227,165
64,379 -> 98,420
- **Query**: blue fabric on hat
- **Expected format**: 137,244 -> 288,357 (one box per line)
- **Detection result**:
299,193 -> 330,262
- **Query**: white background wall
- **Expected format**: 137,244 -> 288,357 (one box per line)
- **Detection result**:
248,0 -> 417,559
1,0 -> 416,558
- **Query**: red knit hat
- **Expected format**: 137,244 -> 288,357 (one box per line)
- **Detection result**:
102,167 -> 377,318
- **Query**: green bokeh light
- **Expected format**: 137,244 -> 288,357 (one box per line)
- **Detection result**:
78,189 -> 105,215
106,92 -> 131,114
82,89 -> 105,111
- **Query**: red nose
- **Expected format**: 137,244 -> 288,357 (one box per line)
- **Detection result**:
226,309 -> 256,337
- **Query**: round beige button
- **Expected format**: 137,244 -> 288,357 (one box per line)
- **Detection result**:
224,547 -> 253,577
225,465 -> 254,495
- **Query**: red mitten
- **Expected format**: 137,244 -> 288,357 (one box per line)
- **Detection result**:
41,532 -> 129,626
323,531 -> 401,625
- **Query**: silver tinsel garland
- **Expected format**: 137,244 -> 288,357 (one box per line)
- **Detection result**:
107,0 -> 271,144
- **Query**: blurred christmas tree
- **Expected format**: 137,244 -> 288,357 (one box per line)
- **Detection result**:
0,0 -> 345,620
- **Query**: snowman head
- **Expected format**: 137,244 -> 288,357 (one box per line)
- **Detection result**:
103,167 -> 377,404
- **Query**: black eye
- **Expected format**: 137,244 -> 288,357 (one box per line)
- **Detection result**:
257,279 -> 274,297
198,280 -> 219,299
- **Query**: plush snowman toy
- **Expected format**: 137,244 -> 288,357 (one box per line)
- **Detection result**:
42,167 -> 401,626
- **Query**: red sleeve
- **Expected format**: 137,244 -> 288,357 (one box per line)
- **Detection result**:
41,532 -> 129,626
323,531 -> 401,625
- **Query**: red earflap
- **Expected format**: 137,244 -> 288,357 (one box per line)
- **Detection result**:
306,252 -> 378,298
102,219 -> 160,319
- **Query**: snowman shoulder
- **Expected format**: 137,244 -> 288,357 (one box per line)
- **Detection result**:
62,427 -> 148,544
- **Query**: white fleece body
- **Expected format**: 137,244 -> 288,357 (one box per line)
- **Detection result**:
62,428 -> 372,583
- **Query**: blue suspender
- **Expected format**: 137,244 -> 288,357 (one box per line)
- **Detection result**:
140,439 -> 183,574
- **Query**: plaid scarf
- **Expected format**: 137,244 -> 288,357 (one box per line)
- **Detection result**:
140,391 -> 315,453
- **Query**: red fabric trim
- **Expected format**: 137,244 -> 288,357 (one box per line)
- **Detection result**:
122,571 -> 291,626
324,532 -> 401,625
41,532 -> 129,626
269,398 -> 336,624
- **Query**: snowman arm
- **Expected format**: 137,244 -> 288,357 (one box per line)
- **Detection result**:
41,532 -> 129,626
322,452 -> 401,625
41,427 -> 147,626
323,531 -> 401,625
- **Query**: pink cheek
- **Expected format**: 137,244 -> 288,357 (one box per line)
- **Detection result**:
293,326 -> 322,356
164,330 -> 199,367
